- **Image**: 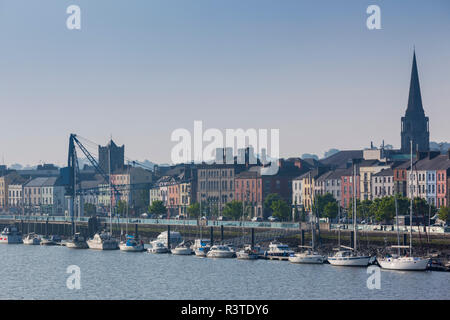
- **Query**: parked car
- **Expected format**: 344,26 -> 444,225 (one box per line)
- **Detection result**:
251,216 -> 262,222
267,216 -> 279,222
217,216 -> 228,221
200,216 -> 208,221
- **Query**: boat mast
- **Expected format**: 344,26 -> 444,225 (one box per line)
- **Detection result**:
337,205 -> 341,248
394,193 -> 400,256
353,162 -> 357,252
309,171 -> 315,250
109,145 -> 113,235
409,140 -> 413,257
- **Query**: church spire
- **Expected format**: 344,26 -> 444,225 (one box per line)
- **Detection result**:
405,50 -> 424,116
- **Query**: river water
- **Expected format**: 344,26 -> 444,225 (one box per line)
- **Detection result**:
0,244 -> 448,300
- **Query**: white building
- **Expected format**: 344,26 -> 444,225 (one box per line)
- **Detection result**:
372,168 -> 395,199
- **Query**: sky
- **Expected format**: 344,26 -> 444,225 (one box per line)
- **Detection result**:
0,0 -> 449,167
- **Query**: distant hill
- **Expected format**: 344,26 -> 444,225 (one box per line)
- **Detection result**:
430,141 -> 450,153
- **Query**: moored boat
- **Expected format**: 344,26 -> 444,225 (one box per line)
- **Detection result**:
147,240 -> 169,254
23,233 -> 41,245
171,241 -> 193,255
66,232 -> 89,249
119,235 -> 145,252
289,249 -> 324,264
327,249 -> 371,267
87,232 -> 119,250
207,245 -> 235,258
265,241 -> 294,257
0,226 -> 23,244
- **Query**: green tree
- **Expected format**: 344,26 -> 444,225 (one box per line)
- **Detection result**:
438,206 -> 449,222
117,200 -> 127,215
263,193 -> 281,216
271,199 -> 290,221
148,200 -> 167,215
323,201 -> 339,219
375,197 -> 395,223
222,200 -> 243,220
187,202 -> 200,218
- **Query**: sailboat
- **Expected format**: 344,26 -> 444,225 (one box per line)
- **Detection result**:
193,201 -> 211,257
328,163 -> 371,267
88,146 -> 118,250
289,192 -> 324,264
236,194 -> 259,260
66,177 -> 88,249
119,174 -> 145,252
378,141 -> 429,271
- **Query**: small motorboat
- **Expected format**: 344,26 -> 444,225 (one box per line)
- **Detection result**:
265,241 -> 294,257
192,239 -> 211,257
23,233 -> 41,245
0,226 -> 23,244
40,235 -> 56,246
87,231 -> 119,250
236,248 -> 259,260
66,233 -> 89,249
207,245 -> 236,258
119,235 -> 145,252
171,241 -> 193,255
147,240 -> 169,254
289,249 -> 324,264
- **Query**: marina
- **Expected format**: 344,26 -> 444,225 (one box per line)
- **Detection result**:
0,243 -> 448,300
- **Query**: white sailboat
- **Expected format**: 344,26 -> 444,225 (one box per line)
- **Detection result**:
328,163 -> 371,267
171,240 -> 193,255
147,240 -> 169,254
289,187 -> 324,264
378,141 -> 429,271
88,147 -> 118,250
236,194 -> 259,260
67,175 -> 88,249
23,232 -> 41,245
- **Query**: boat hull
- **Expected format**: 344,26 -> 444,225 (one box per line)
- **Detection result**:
119,243 -> 145,252
66,241 -> 89,249
40,239 -> 56,246
207,251 -> 235,258
236,252 -> 259,260
328,256 -> 371,267
23,238 -> 40,245
171,247 -> 193,255
87,240 -> 118,250
378,257 -> 429,271
147,247 -> 169,254
289,254 -> 324,264
0,235 -> 23,244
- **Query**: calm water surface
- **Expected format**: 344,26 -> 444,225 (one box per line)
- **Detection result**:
1,244 -> 448,300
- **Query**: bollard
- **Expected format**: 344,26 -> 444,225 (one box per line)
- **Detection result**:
210,226 -> 214,246
167,225 -> 171,249
251,228 -> 255,249
350,231 -> 354,249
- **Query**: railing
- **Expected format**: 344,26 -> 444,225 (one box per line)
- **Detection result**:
329,223 -> 447,234
0,215 -> 446,233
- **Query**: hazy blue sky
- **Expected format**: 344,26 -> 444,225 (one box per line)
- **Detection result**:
1,0 -> 449,167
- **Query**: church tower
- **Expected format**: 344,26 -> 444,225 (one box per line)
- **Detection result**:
401,51 -> 430,153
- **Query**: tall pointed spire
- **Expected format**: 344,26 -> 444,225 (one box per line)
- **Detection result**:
405,50 -> 424,116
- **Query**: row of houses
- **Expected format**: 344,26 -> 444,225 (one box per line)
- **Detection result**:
1,148 -> 449,218
292,150 -> 450,214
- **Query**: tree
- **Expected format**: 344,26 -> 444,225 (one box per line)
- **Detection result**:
271,199 -> 290,221
323,201 -> 338,219
148,200 -> 167,216
438,206 -> 449,222
117,200 -> 127,215
222,201 -> 243,220
187,202 -> 200,218
263,193 -> 281,216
